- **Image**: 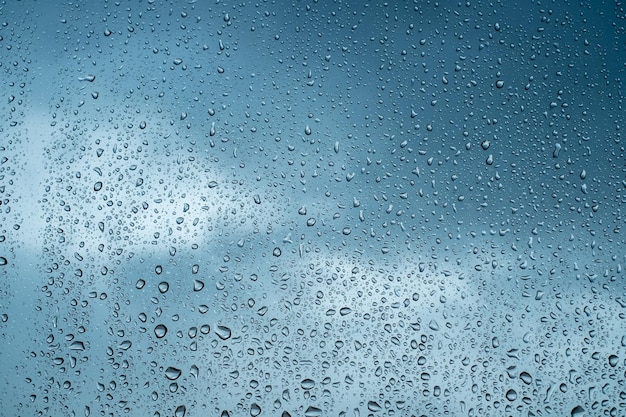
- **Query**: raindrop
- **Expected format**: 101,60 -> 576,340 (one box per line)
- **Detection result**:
339,307 -> 352,316
193,280 -> 204,292
190,365 -> 199,379
505,389 -> 517,401
119,340 -> 132,350
250,403 -> 261,416
174,405 -> 186,417
158,282 -> 169,294
165,367 -> 182,380
215,325 -> 232,340
301,378 -> 315,390
304,406 -> 322,417
519,371 -> 533,384
367,401 -> 382,412
154,324 -> 168,338
69,341 -> 85,351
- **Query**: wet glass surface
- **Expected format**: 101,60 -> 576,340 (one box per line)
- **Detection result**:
0,1 -> 625,416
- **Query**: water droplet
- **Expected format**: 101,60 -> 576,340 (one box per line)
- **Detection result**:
174,405 -> 186,417
367,401 -> 382,412
119,340 -> 132,350
519,371 -> 532,384
193,280 -> 204,292
154,324 -> 168,338
215,325 -> 232,340
304,406 -> 322,417
158,281 -> 169,294
505,388 -> 517,401
301,378 -> 315,390
165,367 -> 182,380
250,403 -> 261,416
339,307 -> 352,316
69,341 -> 85,351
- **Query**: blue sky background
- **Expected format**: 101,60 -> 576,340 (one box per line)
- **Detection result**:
1,1 -> 625,416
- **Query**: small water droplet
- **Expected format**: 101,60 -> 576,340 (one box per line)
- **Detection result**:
154,324 -> 168,338
165,367 -> 182,380
519,371 -> 532,384
215,325 -> 231,340
158,282 -> 169,294
193,280 -> 204,292
505,388 -> 517,401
